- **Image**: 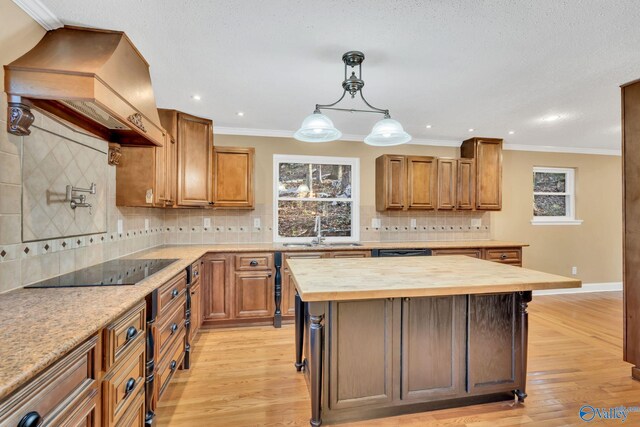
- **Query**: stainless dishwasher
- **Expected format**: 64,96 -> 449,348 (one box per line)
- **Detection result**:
371,248 -> 432,257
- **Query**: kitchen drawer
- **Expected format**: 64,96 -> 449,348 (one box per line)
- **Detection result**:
235,253 -> 273,270
432,248 -> 482,258
115,387 -> 145,427
158,270 -> 187,317
328,250 -> 371,258
191,259 -> 201,284
484,248 -> 522,265
156,329 -> 186,400
103,301 -> 146,371
102,339 -> 145,427
0,336 -> 99,426
157,300 -> 186,359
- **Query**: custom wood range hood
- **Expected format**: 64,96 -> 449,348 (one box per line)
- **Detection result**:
4,25 -> 165,146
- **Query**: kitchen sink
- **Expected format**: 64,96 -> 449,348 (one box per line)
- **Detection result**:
282,242 -> 363,248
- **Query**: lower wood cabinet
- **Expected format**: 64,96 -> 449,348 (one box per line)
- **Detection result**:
431,248 -> 482,258
202,254 -> 232,322
234,271 -> 274,318
282,252 -> 326,318
432,246 -> 522,267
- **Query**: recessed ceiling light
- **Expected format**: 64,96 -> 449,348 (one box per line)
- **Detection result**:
426,125 -> 432,129
191,94 -> 201,101
237,111 -> 245,117
468,128 -> 475,132
542,114 -> 561,122
508,131 -> 515,135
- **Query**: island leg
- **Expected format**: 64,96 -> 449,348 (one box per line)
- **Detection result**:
295,290 -> 305,371
515,291 -> 532,402
309,309 -> 324,427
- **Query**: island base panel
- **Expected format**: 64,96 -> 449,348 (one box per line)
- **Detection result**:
295,292 -> 530,425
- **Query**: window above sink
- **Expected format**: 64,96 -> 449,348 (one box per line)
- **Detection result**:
273,155 -> 360,244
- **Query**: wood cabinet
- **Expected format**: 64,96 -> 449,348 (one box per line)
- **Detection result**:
159,109 -> 214,207
202,254 -> 232,322
115,131 -> 175,207
282,252 -> 327,317
623,79 -> 640,376
234,271 -> 274,318
461,137 -> 502,210
457,158 -> 475,210
432,246 -> 521,266
431,248 -> 482,258
213,147 -> 255,208
436,158 -> 457,210
376,155 -> 436,211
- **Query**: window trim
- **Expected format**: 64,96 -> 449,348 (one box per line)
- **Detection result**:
531,166 -> 582,225
273,154 -> 360,243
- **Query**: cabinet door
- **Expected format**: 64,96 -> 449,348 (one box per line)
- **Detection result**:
457,158 -> 475,210
467,293 -> 522,394
431,248 -> 481,258
115,146 -> 155,207
328,299 -> 394,409
213,147 -> 254,208
190,282 -> 202,340
475,139 -> 502,210
436,158 -> 457,210
234,271 -> 274,318
282,252 -> 326,316
176,112 -> 213,206
376,155 -> 405,210
401,296 -> 465,401
407,156 -> 437,210
202,255 -> 231,321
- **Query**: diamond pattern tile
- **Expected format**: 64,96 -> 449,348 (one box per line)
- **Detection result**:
22,120 -> 107,242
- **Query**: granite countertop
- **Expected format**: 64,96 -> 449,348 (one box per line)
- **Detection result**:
0,240 -> 526,401
288,255 -> 581,301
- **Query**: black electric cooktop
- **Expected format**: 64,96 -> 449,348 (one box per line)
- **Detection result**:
26,258 -> 179,288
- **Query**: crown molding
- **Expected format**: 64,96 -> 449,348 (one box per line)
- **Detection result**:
13,0 -> 63,30
503,143 -> 621,156
215,126 -> 461,147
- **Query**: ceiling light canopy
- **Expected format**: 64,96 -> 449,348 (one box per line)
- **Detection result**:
294,51 -> 411,146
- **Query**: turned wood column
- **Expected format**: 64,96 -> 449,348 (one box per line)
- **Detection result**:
274,252 -> 283,328
309,307 -> 324,427
516,291 -> 532,402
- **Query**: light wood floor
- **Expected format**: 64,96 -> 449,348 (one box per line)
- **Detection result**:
156,292 -> 640,426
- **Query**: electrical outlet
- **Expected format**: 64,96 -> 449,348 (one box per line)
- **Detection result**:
410,218 -> 417,228
371,218 -> 381,228
253,218 -> 261,229
203,217 -> 211,228
117,219 -> 123,235
471,218 -> 482,227
571,266 -> 578,275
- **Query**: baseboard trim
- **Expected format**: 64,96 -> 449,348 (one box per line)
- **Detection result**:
533,282 -> 622,296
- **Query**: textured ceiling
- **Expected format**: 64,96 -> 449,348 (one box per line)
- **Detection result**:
29,0 -> 640,152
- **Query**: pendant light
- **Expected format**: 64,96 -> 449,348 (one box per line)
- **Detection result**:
294,51 -> 411,145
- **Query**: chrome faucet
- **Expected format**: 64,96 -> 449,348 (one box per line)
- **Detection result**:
311,215 -> 325,245
66,183 -> 96,213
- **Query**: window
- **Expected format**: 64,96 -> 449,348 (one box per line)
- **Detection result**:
273,155 -> 359,242
531,167 -> 582,225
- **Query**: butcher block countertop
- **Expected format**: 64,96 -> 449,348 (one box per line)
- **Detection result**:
288,255 -> 581,301
0,240 -> 525,401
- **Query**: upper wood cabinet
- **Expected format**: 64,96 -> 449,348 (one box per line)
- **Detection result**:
460,137 -> 502,210
159,109 -> 214,207
436,158 -> 457,210
115,131 -> 175,207
456,158 -> 475,210
376,155 -> 436,211
212,147 -> 255,209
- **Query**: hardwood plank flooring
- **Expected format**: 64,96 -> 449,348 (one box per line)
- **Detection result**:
156,292 -> 640,426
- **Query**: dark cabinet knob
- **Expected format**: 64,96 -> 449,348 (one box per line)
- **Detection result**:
125,378 -> 136,395
172,289 -> 179,298
170,323 -> 178,334
126,326 -> 137,342
208,201 -> 214,205
500,254 -> 508,260
18,412 -> 41,427
249,260 -> 258,267
170,360 -> 177,371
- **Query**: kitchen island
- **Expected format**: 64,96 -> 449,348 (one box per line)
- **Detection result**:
288,255 -> 581,426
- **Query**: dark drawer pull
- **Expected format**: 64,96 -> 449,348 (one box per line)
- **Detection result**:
18,412 -> 41,427
126,326 -> 138,342
171,288 -> 179,298
125,377 -> 136,395
170,323 -> 178,334
249,260 -> 258,267
500,254 -> 508,260
170,360 -> 177,371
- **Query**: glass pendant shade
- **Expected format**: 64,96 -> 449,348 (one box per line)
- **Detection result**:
294,112 -> 342,143
364,118 -> 412,146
